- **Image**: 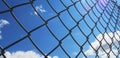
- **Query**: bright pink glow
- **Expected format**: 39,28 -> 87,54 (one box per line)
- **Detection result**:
99,0 -> 108,7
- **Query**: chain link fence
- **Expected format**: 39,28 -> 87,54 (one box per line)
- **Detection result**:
0,0 -> 120,58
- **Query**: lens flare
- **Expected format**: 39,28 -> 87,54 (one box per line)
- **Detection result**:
98,0 -> 108,7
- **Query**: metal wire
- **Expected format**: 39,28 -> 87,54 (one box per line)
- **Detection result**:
0,0 -> 120,58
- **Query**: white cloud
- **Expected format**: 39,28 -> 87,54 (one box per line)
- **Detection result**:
0,51 -> 59,58
53,56 -> 59,58
85,31 -> 120,58
0,19 -> 9,28
34,12 -> 38,15
0,19 -> 9,39
34,5 -> 46,15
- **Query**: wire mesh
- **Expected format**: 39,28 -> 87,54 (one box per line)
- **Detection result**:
0,0 -> 120,58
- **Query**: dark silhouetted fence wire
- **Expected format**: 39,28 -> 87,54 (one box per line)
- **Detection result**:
0,0 -> 120,58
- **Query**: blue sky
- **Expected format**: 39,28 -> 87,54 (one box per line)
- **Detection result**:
0,0 -> 120,58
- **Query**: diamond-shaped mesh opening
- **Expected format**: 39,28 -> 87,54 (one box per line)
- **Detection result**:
30,26 -> 58,54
